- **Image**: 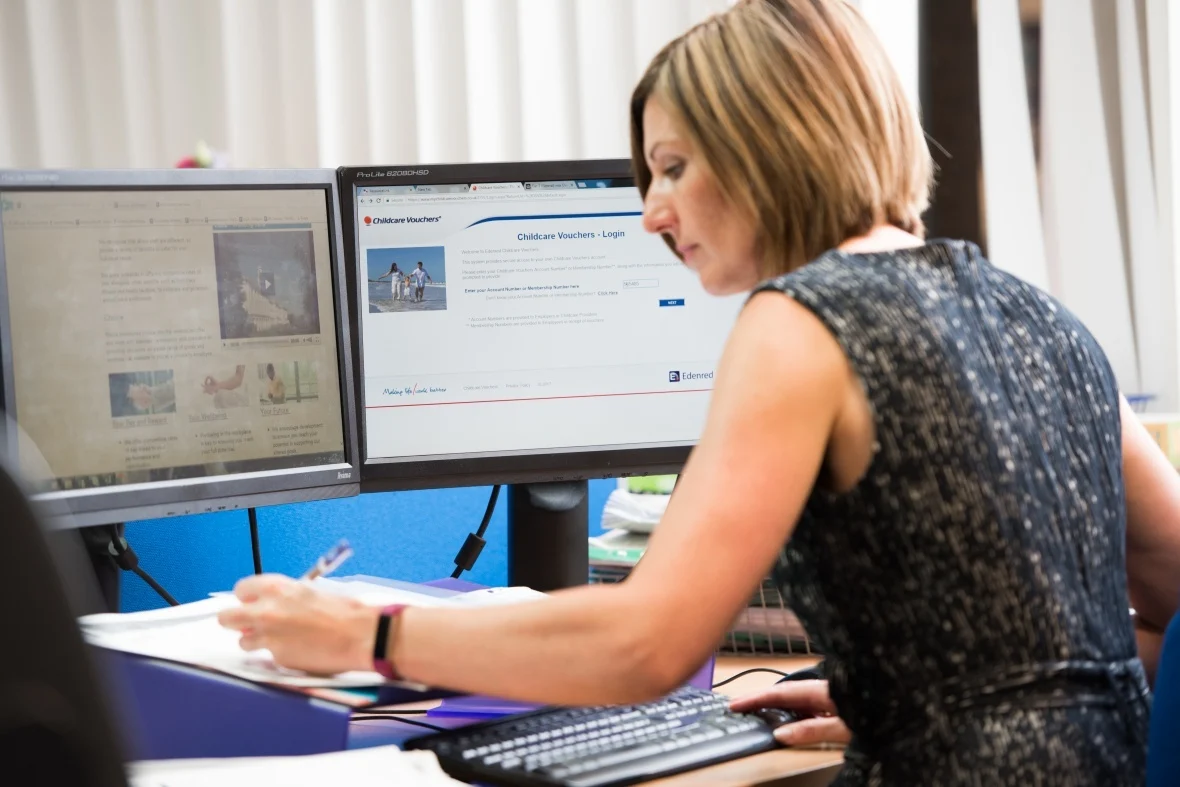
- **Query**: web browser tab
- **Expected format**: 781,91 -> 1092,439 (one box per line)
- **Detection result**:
359,186 -> 416,195
413,184 -> 469,194
469,182 -> 523,193
524,180 -> 578,191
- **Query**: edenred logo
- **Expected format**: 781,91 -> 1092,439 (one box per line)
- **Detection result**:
364,216 -> 372,225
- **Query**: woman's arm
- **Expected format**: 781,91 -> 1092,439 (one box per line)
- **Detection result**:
221,294 -> 851,704
1122,395 -> 1180,681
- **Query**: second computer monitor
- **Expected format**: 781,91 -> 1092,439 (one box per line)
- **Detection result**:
0,169 -> 360,527
340,160 -> 743,490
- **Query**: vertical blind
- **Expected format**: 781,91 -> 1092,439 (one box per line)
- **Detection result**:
982,0 -> 1179,406
0,0 -> 920,169
0,0 -> 748,169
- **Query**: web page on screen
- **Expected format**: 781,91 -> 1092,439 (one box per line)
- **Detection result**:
354,180 -> 743,461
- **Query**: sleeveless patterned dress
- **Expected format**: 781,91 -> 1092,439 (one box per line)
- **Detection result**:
753,239 -> 1150,785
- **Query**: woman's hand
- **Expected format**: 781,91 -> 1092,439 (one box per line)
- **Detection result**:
217,574 -> 380,676
728,680 -> 851,747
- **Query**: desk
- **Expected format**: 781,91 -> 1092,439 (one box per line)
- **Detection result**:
352,654 -> 844,786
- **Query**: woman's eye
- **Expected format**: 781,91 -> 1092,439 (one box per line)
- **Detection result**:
664,163 -> 684,180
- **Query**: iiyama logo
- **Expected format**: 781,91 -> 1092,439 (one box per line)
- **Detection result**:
337,471 -> 352,480
0,171 -> 58,183
357,169 -> 430,178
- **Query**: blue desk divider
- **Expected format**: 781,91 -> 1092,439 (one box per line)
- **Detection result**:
95,648 -> 352,760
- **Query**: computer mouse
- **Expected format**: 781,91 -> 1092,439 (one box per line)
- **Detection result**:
749,707 -> 801,729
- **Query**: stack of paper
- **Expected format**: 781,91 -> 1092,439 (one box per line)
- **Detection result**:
588,528 -> 647,584
81,579 -> 547,689
129,745 -> 464,786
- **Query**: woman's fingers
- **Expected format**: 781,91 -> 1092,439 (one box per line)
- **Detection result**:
773,716 -> 852,747
238,632 -> 265,652
728,679 -> 838,716
233,573 -> 295,603
218,574 -> 299,632
217,605 -> 252,631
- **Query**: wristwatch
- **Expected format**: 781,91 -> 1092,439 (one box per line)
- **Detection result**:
373,604 -> 408,681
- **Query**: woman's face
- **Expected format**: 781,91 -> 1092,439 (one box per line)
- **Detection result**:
641,99 -> 760,295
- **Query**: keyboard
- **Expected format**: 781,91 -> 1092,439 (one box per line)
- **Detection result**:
405,686 -> 780,787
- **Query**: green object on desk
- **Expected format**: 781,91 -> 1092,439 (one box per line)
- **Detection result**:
588,529 -> 648,568
625,474 -> 676,494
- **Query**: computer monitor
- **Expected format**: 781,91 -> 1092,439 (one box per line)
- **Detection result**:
340,160 -> 742,488
0,169 -> 360,528
339,160 -> 743,587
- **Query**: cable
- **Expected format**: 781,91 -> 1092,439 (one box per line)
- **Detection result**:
711,667 -> 793,689
350,715 -> 447,732
131,565 -> 180,607
101,525 -> 180,607
248,507 -> 262,574
451,484 -> 501,578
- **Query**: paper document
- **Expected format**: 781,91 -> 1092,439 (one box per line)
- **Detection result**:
314,578 -> 548,608
80,580 -> 547,689
128,745 -> 464,786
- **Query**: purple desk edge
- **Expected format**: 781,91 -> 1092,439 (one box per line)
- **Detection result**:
98,576 -> 715,758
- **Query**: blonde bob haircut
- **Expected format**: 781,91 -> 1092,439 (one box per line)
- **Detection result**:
630,0 -> 933,277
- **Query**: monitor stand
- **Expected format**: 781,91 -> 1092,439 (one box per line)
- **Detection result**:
507,481 -> 589,592
79,524 -> 122,612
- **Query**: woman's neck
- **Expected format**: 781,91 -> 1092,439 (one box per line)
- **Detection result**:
838,224 -> 925,254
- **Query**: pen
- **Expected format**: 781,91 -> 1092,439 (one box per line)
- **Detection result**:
300,539 -> 354,581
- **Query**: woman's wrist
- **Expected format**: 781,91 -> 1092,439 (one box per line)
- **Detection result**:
350,603 -> 384,672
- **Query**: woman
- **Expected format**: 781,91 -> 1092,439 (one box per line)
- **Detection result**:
219,1 -> 1180,782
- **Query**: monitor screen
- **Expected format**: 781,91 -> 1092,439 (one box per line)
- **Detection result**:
0,170 -> 359,526
343,161 -> 743,489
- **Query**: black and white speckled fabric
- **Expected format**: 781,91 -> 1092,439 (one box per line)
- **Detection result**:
753,240 -> 1150,785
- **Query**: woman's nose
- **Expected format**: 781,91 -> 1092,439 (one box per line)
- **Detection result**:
642,193 -> 675,237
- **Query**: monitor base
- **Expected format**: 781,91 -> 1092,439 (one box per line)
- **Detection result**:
507,481 -> 589,591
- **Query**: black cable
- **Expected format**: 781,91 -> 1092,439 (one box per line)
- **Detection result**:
248,507 -> 263,574
451,484 -> 501,578
131,565 -> 180,607
350,715 -> 447,732
711,667 -> 793,689
357,709 -> 429,715
101,524 -> 179,608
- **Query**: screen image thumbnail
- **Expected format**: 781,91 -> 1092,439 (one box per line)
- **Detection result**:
367,246 -> 447,313
199,364 -> 249,409
214,229 -> 321,339
109,370 -> 176,417
257,361 -> 320,405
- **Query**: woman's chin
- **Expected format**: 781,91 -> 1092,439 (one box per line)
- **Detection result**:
698,273 -> 748,297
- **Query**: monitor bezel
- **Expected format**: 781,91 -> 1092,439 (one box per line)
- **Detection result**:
0,168 -> 361,527
339,159 -> 693,493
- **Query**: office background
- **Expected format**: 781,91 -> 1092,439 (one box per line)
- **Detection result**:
0,0 -> 1177,610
